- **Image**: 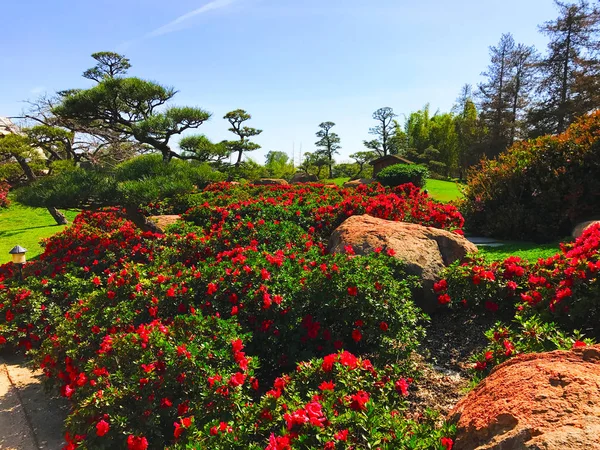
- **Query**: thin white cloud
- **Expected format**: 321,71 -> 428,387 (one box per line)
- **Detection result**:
118,0 -> 236,51
30,86 -> 45,95
148,0 -> 235,37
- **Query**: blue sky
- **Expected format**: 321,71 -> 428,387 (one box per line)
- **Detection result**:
1,0 -> 559,164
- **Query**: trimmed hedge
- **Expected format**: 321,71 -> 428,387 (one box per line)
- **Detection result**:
376,163 -> 429,188
461,112 -> 600,241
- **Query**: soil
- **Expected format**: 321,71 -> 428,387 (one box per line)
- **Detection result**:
409,308 -> 498,418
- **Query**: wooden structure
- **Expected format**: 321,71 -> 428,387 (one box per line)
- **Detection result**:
369,154 -> 414,177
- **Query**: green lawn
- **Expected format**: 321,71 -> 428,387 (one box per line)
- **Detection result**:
0,202 -> 79,264
425,179 -> 464,203
321,177 -> 351,187
477,241 -> 565,262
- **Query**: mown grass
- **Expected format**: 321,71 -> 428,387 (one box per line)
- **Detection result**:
0,201 -> 78,264
477,240 -> 566,263
425,179 -> 464,203
321,177 -> 350,187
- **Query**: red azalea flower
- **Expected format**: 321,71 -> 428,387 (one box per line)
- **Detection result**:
433,279 -> 447,292
322,354 -> 337,372
395,378 -> 410,396
351,329 -> 362,342
96,419 -> 110,437
319,381 -> 335,391
334,429 -> 349,441
228,372 -> 246,387
573,340 -> 587,348
349,390 -> 370,410
207,283 -> 218,295
441,437 -> 453,450
174,422 -> 184,439
438,293 -> 451,305
265,433 -> 291,450
379,321 -> 388,331
347,286 -> 358,296
127,435 -> 148,450
339,351 -> 358,369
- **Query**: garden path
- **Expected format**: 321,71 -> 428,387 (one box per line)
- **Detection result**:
0,353 -> 66,449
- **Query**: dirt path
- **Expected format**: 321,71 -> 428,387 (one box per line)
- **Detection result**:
0,352 -> 67,450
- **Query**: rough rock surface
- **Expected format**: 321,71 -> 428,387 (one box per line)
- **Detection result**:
449,345 -> 600,450
328,215 -> 477,311
342,178 -> 374,188
290,173 -> 318,183
148,215 -> 181,233
572,220 -> 600,238
253,178 -> 289,186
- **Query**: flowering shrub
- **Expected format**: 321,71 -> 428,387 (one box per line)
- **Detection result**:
174,351 -> 455,450
461,111 -> 600,241
0,181 -> 9,208
48,314 -> 257,450
0,181 -> 458,449
436,223 -> 600,336
469,313 -> 593,378
165,182 -> 465,235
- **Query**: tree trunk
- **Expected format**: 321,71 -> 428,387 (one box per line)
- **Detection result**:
14,155 -> 37,182
510,76 -> 521,144
355,164 -> 364,179
124,204 -> 164,234
558,25 -> 573,134
47,207 -> 68,225
15,155 -> 69,225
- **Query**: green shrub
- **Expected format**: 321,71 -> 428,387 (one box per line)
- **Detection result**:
376,163 -> 429,188
15,154 -> 224,210
461,111 -> 600,241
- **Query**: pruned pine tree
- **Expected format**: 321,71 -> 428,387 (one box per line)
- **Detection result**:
363,107 -> 397,156
223,110 -> 262,167
315,122 -> 341,178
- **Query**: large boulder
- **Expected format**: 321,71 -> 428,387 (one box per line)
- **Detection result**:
253,178 -> 289,186
290,172 -> 318,183
328,215 -> 477,311
148,215 -> 181,233
572,220 -> 600,238
449,345 -> 600,450
343,178 -> 374,188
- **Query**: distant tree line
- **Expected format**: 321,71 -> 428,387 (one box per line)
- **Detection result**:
3,0 -> 600,222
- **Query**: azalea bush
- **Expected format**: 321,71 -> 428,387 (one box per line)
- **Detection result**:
436,223 -> 600,334
433,223 -> 600,379
174,351 -> 455,450
151,182 -> 465,235
468,313 -> 593,379
0,181 -> 9,208
50,315 -> 258,450
461,111 -> 600,241
0,181 -> 462,449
